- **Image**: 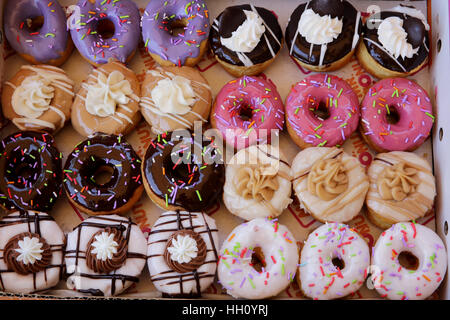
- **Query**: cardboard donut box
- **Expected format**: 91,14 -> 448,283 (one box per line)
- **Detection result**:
0,0 -> 448,300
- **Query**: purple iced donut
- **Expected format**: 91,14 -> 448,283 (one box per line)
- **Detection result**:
69,0 -> 140,66
4,0 -> 73,66
141,0 -> 210,67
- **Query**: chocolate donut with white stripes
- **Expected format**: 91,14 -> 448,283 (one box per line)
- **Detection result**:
285,0 -> 362,72
356,5 -> 430,79
210,4 -> 283,77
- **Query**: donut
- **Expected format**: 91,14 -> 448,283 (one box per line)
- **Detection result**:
141,0 -> 210,67
147,210 -> 219,297
371,222 -> 447,300
63,133 -> 143,216
360,78 -> 434,153
2,64 -> 74,134
356,5 -> 430,79
211,75 -> 284,150
69,0 -> 140,66
0,131 -> 63,213
65,214 -> 147,296
71,61 -> 141,137
210,4 -> 283,77
285,0 -> 362,72
291,147 -> 369,223
298,222 -> 370,300
223,144 -> 292,220
217,218 -> 299,299
0,211 -> 65,294
139,66 -> 212,134
366,151 -> 436,229
4,0 -> 74,66
141,131 -> 225,212
285,74 -> 360,149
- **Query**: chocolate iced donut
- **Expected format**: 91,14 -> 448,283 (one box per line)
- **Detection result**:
0,131 -> 63,213
285,0 -> 362,72
63,133 -> 143,216
210,4 -> 283,77
0,211 -> 65,294
141,131 -> 225,212
357,5 -> 430,78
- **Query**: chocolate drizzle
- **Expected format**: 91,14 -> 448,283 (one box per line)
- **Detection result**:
0,131 -> 62,212
210,4 -> 283,66
63,133 -> 142,212
142,132 -> 225,212
285,0 -> 362,67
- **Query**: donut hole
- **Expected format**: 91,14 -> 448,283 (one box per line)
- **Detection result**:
398,251 -> 420,271
238,105 -> 254,121
25,16 -> 44,32
311,101 -> 330,121
169,19 -> 187,37
331,257 -> 345,270
386,105 -> 401,125
5,155 -> 39,187
97,19 -> 116,39
92,165 -> 115,186
250,247 -> 266,273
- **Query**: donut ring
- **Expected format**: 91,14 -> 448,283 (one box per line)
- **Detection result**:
141,0 -> 210,67
360,78 -> 434,153
0,131 -> 63,213
63,133 -> 143,216
298,222 -> 370,300
4,0 -> 74,66
371,223 -> 447,300
69,0 -> 141,66
71,61 -> 141,137
211,75 -> 285,150
2,64 -> 74,134
0,211 -> 65,294
139,66 -> 212,134
285,74 -> 360,149
147,210 -> 219,297
217,218 -> 299,299
141,131 -> 225,213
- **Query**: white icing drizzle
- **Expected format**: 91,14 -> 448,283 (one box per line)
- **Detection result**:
352,12 -> 361,50
12,118 -> 56,130
363,37 -> 407,72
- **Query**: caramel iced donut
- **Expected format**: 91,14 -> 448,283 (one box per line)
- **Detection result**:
2,64 -> 74,133
139,66 -> 212,134
217,218 -> 299,299
71,61 -> 141,137
291,147 -> 369,223
223,144 -> 292,220
366,152 -> 436,229
65,215 -> 147,296
371,222 -> 447,300
147,210 -> 219,297
298,222 -> 370,300
0,211 -> 65,294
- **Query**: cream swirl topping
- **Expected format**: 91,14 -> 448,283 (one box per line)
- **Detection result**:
220,10 -> 266,53
12,75 -> 55,119
167,234 -> 198,264
15,236 -> 44,265
298,8 -> 343,45
378,16 -> 419,59
307,158 -> 348,201
150,74 -> 196,115
85,70 -> 133,117
377,162 -> 419,201
235,165 -> 279,202
90,231 -> 119,261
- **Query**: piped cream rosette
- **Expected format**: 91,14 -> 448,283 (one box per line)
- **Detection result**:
223,144 -> 292,220
291,147 -> 369,223
140,66 -> 212,134
366,151 -> 436,229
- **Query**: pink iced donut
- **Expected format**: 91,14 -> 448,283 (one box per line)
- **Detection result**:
285,74 -> 360,149
360,78 -> 434,153
211,76 -> 285,150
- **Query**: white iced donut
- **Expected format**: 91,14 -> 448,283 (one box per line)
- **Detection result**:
371,222 -> 447,300
223,144 -> 292,220
298,222 -> 370,300
291,147 -> 369,223
366,151 -> 436,229
217,218 -> 299,299
147,210 -> 219,297
65,215 -> 147,296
